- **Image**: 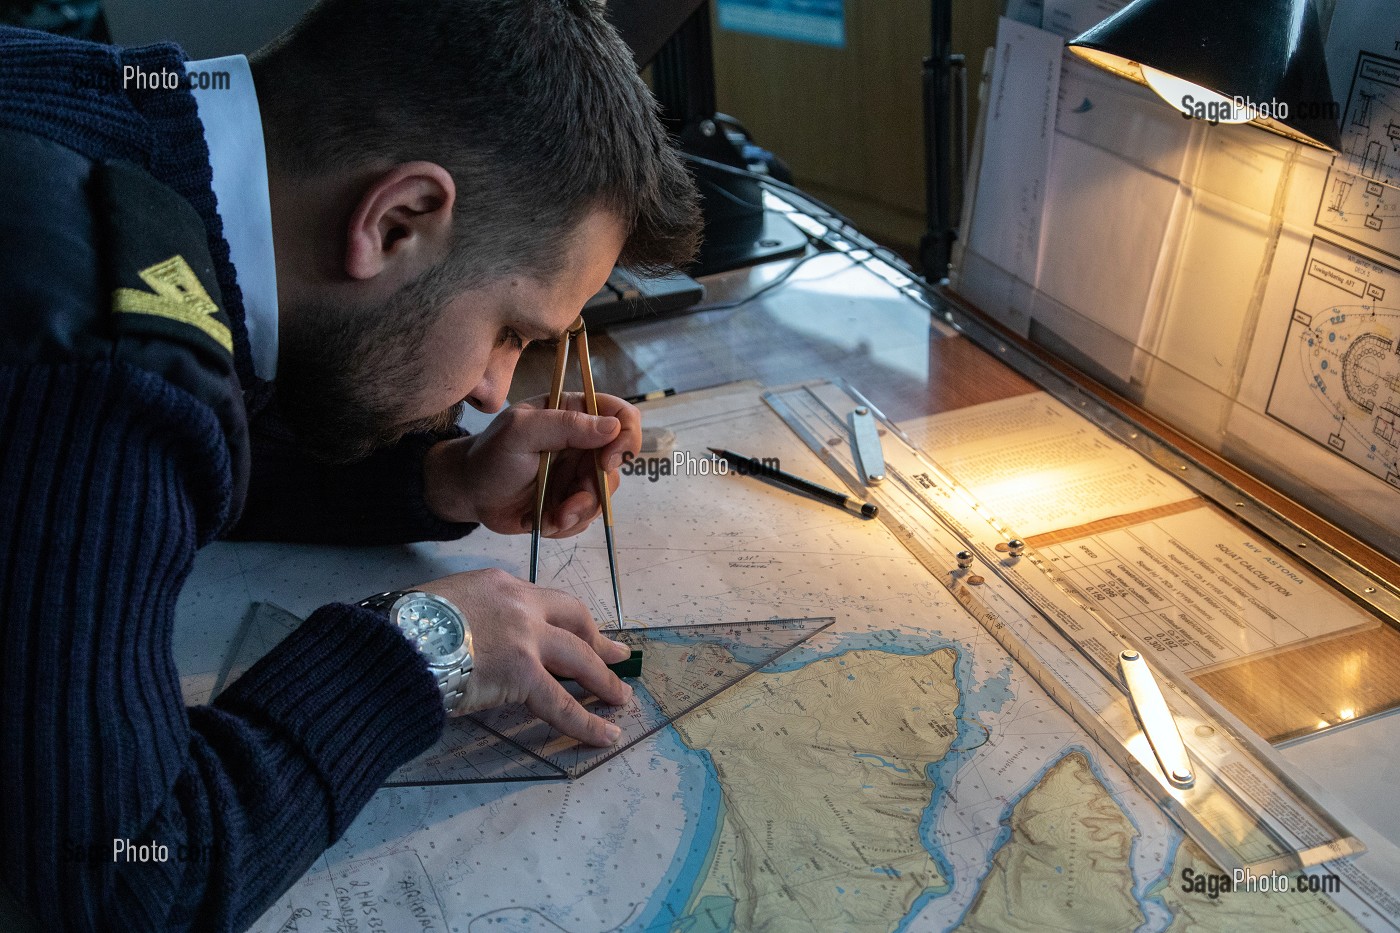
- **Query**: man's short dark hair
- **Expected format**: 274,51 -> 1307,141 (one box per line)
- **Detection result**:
251,0 -> 700,284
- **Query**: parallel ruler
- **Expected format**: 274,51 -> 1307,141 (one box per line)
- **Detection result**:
765,380 -> 1364,877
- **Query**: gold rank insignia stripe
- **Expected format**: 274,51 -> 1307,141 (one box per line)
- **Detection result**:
113,255 -> 233,354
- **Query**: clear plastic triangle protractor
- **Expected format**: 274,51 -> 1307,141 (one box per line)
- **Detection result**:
209,602 -> 304,702
385,617 -> 835,786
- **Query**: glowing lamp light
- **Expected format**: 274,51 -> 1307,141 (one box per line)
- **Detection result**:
1067,0 -> 1341,150
1140,67 -> 1251,123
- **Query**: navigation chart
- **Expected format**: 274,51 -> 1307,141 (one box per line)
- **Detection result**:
168,384 -> 1386,932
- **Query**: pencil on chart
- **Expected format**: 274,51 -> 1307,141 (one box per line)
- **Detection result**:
707,447 -> 878,519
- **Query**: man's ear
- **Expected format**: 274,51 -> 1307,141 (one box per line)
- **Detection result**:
344,161 -> 456,284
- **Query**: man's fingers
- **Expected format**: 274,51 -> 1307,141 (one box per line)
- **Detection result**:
515,407 -> 619,456
533,587 -> 630,663
547,515 -> 599,539
591,395 -> 643,469
533,586 -> 612,646
542,628 -> 633,707
416,569 -> 635,746
544,488 -> 602,538
527,677 -> 623,747
541,452 -> 622,537
535,393 -> 641,470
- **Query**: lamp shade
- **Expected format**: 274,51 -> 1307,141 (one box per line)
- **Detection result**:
1067,0 -> 1340,150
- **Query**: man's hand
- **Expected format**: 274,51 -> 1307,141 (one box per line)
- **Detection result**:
423,392 -> 642,536
417,568 -> 633,746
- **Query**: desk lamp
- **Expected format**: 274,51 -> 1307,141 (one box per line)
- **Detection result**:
1066,0 -> 1340,151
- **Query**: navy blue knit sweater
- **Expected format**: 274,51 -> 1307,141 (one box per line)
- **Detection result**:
0,27 -> 472,931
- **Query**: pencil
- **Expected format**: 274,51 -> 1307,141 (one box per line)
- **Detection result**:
707,448 -> 878,519
623,387 -> 677,404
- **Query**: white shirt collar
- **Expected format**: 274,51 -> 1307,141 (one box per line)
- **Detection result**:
185,54 -> 279,381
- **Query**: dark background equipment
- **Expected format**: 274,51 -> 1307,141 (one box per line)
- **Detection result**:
607,0 -> 809,279
919,1 -> 966,283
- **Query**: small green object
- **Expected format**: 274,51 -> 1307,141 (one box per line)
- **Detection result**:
608,649 -> 644,679
557,648 -> 643,684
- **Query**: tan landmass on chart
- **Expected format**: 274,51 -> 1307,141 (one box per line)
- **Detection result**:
955,747 -> 1364,933
1156,837 -> 1363,932
666,646 -> 963,933
958,750 -> 1141,932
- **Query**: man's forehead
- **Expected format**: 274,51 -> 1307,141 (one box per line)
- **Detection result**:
475,209 -> 624,337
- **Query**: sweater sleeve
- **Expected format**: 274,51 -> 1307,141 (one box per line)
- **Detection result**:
229,398 -> 478,545
0,361 -> 446,932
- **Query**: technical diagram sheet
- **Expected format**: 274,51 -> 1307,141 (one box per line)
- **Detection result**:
1230,2 -> 1400,543
901,391 -> 1197,537
1266,239 -> 1400,488
1320,0 -> 1400,263
904,392 -> 1378,672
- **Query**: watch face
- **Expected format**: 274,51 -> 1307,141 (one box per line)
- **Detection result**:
395,593 -> 468,666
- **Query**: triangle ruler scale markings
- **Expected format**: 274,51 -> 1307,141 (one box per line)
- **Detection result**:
386,617 -> 834,785
208,607 -> 833,784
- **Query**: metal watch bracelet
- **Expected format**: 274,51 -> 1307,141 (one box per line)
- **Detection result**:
358,591 -> 470,714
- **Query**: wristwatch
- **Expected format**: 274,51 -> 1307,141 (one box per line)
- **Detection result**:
358,590 -> 472,714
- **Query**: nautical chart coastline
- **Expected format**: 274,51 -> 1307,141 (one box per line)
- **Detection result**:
168,383 -> 1389,932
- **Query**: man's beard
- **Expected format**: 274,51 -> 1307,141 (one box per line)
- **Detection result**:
275,271 -> 467,465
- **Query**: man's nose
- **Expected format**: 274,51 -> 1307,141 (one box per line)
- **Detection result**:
466,354 -> 514,413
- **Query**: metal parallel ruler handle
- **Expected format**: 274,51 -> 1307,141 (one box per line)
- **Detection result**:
849,406 -> 886,485
948,581 -> 1273,879
1120,648 -> 1195,789
764,380 -> 1364,877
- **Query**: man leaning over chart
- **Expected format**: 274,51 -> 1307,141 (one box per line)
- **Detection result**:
0,0 -> 700,930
